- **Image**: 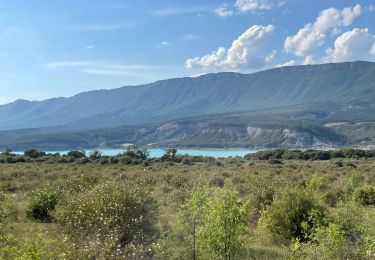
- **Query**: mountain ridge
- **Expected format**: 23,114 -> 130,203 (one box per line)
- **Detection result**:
0,61 -> 374,131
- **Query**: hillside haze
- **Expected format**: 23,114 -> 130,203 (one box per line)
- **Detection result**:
1,61 -> 374,131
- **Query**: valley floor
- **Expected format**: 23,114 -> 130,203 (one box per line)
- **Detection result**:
0,157 -> 374,259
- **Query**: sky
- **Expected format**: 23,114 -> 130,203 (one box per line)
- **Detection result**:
0,0 -> 374,104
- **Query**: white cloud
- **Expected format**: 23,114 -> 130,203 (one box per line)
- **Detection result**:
285,4 -> 361,57
185,24 -> 275,70
302,55 -> 315,65
85,45 -> 96,49
235,0 -> 273,13
190,72 -> 208,78
186,47 -> 226,69
159,41 -> 170,47
46,61 -> 181,77
215,4 -> 234,17
214,0 -> 284,17
324,28 -> 375,63
275,59 -> 297,67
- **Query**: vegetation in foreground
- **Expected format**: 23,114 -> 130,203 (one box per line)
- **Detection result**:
0,148 -> 374,259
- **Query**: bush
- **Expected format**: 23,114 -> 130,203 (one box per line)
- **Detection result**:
182,158 -> 192,165
26,189 -> 60,222
261,187 -> 326,241
55,182 -> 158,258
353,186 -> 375,206
199,190 -> 250,259
24,149 -> 46,159
308,204 -> 372,259
0,192 -> 8,230
67,150 -> 86,159
269,159 -> 283,165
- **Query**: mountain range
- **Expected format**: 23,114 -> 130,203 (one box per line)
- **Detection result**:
1,61 -> 375,150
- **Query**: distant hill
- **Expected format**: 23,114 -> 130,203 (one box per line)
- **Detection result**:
1,61 -> 375,131
1,101 -> 374,150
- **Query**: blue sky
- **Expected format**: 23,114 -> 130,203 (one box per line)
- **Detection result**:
0,0 -> 374,104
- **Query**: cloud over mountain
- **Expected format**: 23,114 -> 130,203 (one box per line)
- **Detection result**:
186,25 -> 275,71
324,28 -> 375,63
285,4 -> 362,57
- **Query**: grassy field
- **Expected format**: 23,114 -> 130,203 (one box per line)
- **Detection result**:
0,154 -> 374,259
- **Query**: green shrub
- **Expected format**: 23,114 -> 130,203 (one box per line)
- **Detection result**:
261,187 -> 326,241
182,158 -> 192,165
67,150 -> 86,159
269,159 -> 283,165
55,182 -> 158,258
24,149 -> 46,159
308,204 -> 372,259
26,189 -> 60,222
353,186 -> 375,206
0,192 -> 8,232
199,190 -> 250,259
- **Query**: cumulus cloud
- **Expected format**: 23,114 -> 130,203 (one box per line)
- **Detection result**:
235,0 -> 273,13
214,0 -> 284,17
285,4 -> 362,57
303,55 -> 315,65
324,28 -> 375,63
186,25 -> 275,70
215,4 -> 234,17
275,59 -> 297,67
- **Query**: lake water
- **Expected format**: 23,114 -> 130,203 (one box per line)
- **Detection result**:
15,149 -> 257,158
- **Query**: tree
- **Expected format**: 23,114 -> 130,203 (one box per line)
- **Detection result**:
158,186 -> 210,260
165,148 -> 178,158
89,150 -> 102,159
199,190 -> 249,260
2,148 -> 12,155
24,149 -> 46,158
181,186 -> 210,260
67,150 -> 86,159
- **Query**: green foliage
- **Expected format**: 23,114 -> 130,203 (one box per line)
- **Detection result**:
164,148 -> 177,158
1,192 -> 45,259
309,204 -> 373,259
158,188 -> 250,260
1,154 -> 375,259
26,189 -> 60,222
269,159 -> 283,165
199,190 -> 250,259
26,175 -> 98,223
0,237 -> 45,260
24,149 -> 46,159
55,181 -> 158,258
353,186 -> 375,206
261,187 -> 326,241
67,150 -> 86,158
123,146 -> 150,160
158,186 -> 210,259
246,148 -> 375,161
0,192 -> 8,233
